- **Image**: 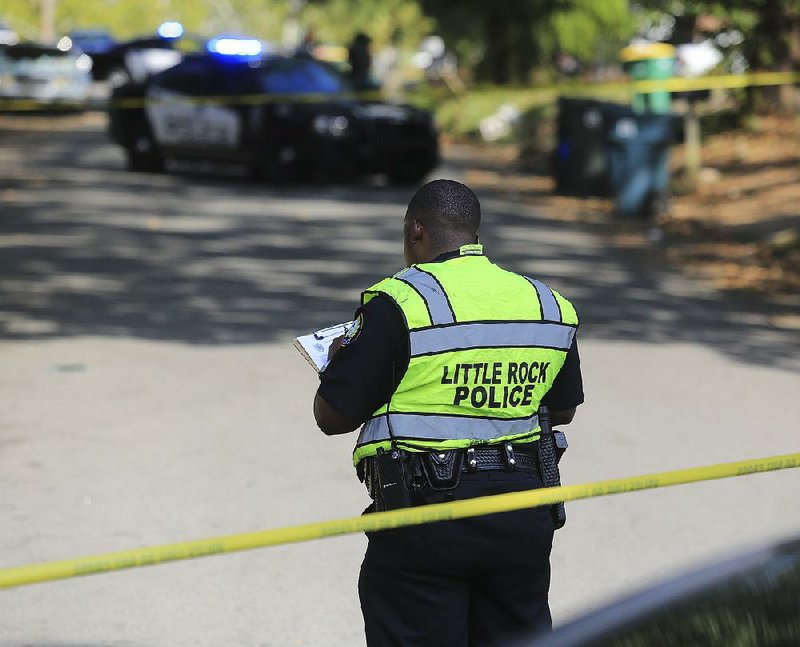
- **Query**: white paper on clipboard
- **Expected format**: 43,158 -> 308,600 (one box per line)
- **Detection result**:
292,320 -> 355,372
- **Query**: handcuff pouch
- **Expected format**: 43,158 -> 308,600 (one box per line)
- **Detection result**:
420,450 -> 464,491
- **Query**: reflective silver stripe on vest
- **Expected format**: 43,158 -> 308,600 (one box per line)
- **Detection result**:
410,321 -> 575,357
357,412 -> 540,446
525,277 -> 561,321
397,267 -> 455,325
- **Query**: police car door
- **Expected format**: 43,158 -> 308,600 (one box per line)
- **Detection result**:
145,58 -> 241,155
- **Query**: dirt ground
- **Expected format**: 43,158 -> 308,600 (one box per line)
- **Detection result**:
452,112 -> 800,298
665,114 -> 800,294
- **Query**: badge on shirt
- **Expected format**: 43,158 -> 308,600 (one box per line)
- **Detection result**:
342,313 -> 364,346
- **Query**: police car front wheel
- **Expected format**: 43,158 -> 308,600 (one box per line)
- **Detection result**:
126,136 -> 164,173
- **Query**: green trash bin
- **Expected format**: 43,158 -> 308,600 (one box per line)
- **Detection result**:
620,42 -> 676,114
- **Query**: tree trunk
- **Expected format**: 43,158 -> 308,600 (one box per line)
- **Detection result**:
40,0 -> 56,43
683,103 -> 701,192
512,13 -> 536,84
758,0 -> 793,110
784,12 -> 800,110
483,9 -> 511,84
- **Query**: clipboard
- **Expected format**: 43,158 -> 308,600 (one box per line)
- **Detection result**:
293,320 -> 354,372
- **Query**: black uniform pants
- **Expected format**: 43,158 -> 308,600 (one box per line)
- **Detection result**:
358,470 -> 554,647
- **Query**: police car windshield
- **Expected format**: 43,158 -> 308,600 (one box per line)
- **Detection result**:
260,59 -> 349,94
70,32 -> 115,53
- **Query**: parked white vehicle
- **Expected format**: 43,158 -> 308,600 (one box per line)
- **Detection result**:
0,20 -> 18,46
0,43 -> 92,105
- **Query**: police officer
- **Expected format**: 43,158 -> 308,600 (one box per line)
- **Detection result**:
313,179 -> 584,646
347,32 -> 372,90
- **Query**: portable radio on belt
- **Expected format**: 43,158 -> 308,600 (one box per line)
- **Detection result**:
374,361 -> 415,511
374,448 -> 413,510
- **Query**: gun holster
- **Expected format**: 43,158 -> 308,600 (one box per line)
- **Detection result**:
538,409 -> 569,529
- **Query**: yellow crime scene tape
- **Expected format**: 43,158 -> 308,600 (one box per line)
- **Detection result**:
0,89 -> 386,112
0,70 -> 798,112
1,452 -> 798,590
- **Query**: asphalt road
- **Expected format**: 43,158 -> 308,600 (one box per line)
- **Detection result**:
1,113 -> 799,647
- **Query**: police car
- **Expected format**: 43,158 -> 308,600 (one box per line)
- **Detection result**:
107,38 -> 439,183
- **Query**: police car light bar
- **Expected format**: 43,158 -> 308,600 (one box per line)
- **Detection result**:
157,21 -> 184,39
207,37 -> 263,58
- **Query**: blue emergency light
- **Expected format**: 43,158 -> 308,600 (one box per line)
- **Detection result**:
157,21 -> 184,39
206,37 -> 263,58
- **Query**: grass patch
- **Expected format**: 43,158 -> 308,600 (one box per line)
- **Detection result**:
406,84 -> 631,140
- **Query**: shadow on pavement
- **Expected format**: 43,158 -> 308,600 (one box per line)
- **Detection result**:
1,119 -> 798,371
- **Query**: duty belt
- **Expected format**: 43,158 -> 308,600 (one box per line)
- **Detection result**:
359,443 -> 540,489
361,442 -> 543,511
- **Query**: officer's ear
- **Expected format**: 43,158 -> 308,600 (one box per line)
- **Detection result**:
403,217 -> 427,265
409,218 -> 425,243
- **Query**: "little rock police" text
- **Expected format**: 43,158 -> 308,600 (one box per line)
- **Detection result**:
440,361 -> 551,409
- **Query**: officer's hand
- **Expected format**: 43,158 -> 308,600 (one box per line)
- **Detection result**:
328,334 -> 345,361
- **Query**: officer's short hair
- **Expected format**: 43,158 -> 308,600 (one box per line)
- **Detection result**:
406,179 -> 481,238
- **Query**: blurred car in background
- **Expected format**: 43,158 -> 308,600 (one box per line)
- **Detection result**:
0,42 -> 92,106
108,38 -> 438,183
536,536 -> 800,646
0,20 -> 18,46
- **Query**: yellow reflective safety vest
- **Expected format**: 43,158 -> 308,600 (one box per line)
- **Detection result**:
353,244 -> 578,465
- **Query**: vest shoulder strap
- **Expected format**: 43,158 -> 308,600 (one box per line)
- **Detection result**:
362,275 -> 433,329
523,276 -> 579,326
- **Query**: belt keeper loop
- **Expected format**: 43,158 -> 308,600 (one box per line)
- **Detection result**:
504,443 -> 516,470
466,447 -> 477,471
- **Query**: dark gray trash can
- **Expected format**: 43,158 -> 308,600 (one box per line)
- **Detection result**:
553,98 -> 613,197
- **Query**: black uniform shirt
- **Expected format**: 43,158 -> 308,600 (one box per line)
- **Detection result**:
319,256 -> 584,424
